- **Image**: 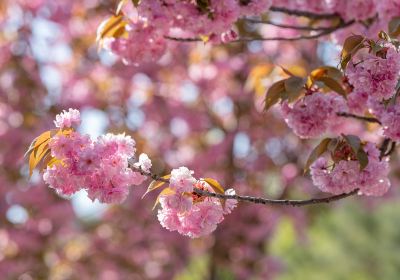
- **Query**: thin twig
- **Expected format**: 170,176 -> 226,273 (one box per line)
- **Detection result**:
165,20 -> 354,43
128,161 -> 359,207
336,112 -> 382,124
245,18 -> 335,31
269,6 -> 339,20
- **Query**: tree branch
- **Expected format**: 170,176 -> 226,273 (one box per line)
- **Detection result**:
269,6 -> 339,20
165,20 -> 354,43
245,18 -> 336,31
336,112 -> 382,124
128,162 -> 359,207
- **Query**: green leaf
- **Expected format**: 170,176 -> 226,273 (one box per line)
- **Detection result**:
304,138 -> 332,173
340,35 -> 365,69
357,149 -> 369,171
142,174 -> 171,198
316,76 -> 347,97
264,80 -> 286,111
342,134 -> 361,154
389,17 -> 400,37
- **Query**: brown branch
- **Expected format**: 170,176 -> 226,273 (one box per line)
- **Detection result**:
269,6 -> 339,20
336,112 -> 382,124
245,18 -> 336,31
128,161 -> 359,207
165,20 -> 354,43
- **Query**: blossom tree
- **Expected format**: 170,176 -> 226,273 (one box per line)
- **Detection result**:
3,0 -> 400,279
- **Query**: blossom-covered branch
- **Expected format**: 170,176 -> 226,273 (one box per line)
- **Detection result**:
165,20 -> 354,43
129,163 -> 359,207
269,6 -> 339,20
336,112 -> 382,124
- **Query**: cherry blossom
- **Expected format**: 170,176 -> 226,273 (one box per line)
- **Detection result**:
53,108 -> 81,129
310,143 -> 390,196
281,92 -> 348,139
157,177 -> 237,238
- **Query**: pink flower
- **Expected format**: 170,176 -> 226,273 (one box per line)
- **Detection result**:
346,47 -> 400,101
45,109 -> 149,203
334,0 -> 376,21
156,174 -> 236,238
373,102 -> 400,141
159,192 -> 193,213
178,201 -> 224,238
223,188 -> 238,214
54,108 -> 81,129
157,209 -> 181,231
108,20 -> 167,66
310,142 -> 391,196
169,167 -> 196,193
281,92 -> 348,138
135,153 -> 152,172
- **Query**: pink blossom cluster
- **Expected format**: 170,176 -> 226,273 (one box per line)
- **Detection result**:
157,167 -> 237,238
43,109 -> 151,203
271,0 -> 396,21
103,0 -> 273,65
109,21 -> 167,66
53,108 -> 80,129
346,47 -> 400,104
372,101 -> 400,141
310,142 -> 390,196
101,0 -> 400,65
281,92 -> 348,139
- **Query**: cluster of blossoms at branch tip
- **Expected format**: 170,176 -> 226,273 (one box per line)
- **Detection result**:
310,142 -> 390,196
281,92 -> 348,139
53,108 -> 81,129
346,44 -> 400,140
44,109 -> 151,203
158,167 -> 237,238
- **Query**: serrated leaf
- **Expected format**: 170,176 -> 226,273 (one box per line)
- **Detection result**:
142,174 -> 171,198
316,76 -> 346,97
152,187 -> 175,210
389,17 -> 400,37
264,80 -> 286,111
304,138 -> 332,172
342,134 -> 361,154
357,149 -> 369,170
202,178 -> 224,194
341,35 -> 365,69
